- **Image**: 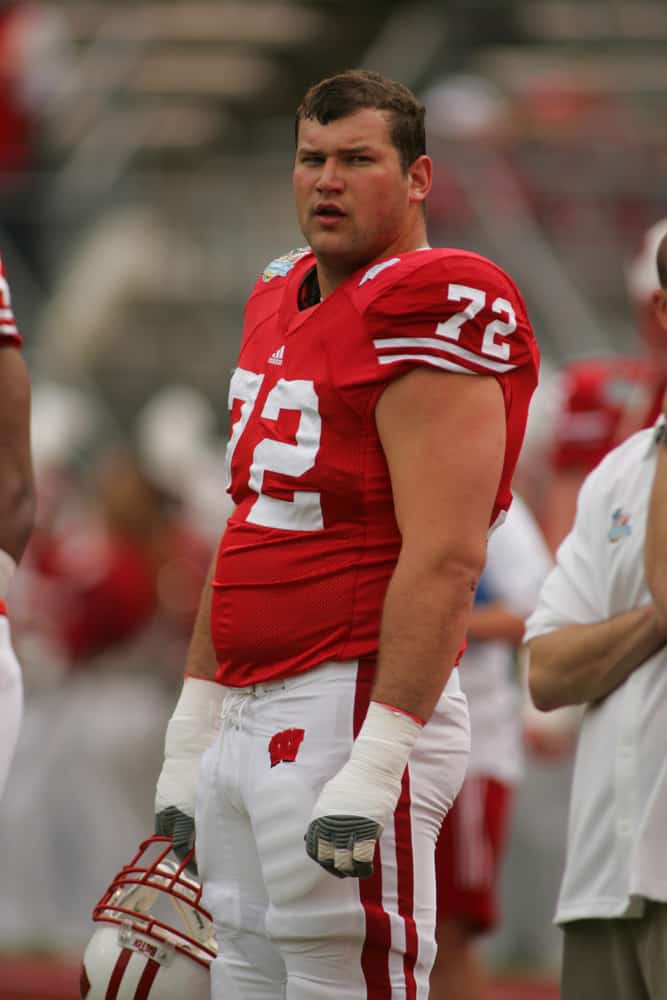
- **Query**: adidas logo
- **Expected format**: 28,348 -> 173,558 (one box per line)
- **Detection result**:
268,345 -> 285,366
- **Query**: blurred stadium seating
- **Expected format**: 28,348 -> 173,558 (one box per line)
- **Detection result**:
4,0 -> 666,415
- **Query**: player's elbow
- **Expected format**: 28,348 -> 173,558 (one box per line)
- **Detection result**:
416,535 -> 486,588
0,470 -> 36,561
525,641 -> 563,712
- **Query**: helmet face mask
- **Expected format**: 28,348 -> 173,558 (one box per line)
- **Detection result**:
80,836 -> 216,999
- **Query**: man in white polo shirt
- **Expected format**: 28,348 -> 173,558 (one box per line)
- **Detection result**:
523,231 -> 667,999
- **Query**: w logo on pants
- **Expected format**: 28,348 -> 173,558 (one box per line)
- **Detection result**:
268,728 -> 305,767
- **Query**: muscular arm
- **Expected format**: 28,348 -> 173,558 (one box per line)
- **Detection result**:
526,604 -> 666,711
0,348 -> 34,561
373,368 -> 506,722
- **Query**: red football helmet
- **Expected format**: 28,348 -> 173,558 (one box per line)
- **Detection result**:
80,836 -> 216,999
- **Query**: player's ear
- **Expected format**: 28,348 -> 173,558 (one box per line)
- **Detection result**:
653,288 -> 667,333
408,155 -> 432,206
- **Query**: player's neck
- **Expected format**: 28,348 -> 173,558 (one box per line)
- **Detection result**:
316,229 -> 430,300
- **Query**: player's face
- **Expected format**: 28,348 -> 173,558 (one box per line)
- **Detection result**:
640,294 -> 667,373
293,108 -> 431,291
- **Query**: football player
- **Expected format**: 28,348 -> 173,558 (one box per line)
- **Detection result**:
155,69 -> 539,999
0,253 -> 34,797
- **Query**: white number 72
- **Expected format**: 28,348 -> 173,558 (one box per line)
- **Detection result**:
226,368 -> 323,531
436,283 -> 517,360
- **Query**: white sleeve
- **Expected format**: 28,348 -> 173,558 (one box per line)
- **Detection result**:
523,470 -> 605,642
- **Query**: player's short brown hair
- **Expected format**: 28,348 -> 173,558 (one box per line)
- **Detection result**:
295,69 -> 426,173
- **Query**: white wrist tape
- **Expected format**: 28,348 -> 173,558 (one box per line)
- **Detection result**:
311,701 -> 423,828
155,676 -> 225,817
0,549 -> 16,601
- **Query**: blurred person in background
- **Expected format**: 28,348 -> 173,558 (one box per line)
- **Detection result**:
10,381 -> 221,680
430,495 -> 552,1000
540,218 -> 667,553
0,252 -> 34,798
28,447 -> 210,669
153,68 -> 539,999
0,0 -> 73,290
524,233 -> 667,1000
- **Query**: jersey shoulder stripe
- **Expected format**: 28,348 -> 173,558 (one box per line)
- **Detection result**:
0,257 -> 21,346
373,342 -> 515,375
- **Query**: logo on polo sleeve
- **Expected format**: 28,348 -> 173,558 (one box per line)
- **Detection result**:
608,507 -> 632,543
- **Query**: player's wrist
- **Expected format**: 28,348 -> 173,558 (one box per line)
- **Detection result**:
350,700 -> 423,778
0,549 -> 16,608
312,701 -> 423,827
371,700 -> 425,729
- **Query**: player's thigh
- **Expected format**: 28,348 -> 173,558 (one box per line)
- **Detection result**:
249,665 -> 370,996
248,662 -> 469,998
561,919 -> 649,1000
434,775 -> 513,933
197,722 -> 287,999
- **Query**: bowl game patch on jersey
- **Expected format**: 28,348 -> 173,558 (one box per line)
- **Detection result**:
262,247 -> 311,283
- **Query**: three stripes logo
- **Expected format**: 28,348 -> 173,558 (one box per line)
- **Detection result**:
268,345 -> 285,366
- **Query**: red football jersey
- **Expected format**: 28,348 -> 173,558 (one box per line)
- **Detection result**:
0,255 -> 21,347
211,248 -> 539,686
550,356 -> 663,473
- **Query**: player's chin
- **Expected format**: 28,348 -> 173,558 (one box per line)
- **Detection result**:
308,232 -> 368,268
307,226 -> 349,251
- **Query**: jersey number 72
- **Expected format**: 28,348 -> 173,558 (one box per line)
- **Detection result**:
226,368 -> 323,532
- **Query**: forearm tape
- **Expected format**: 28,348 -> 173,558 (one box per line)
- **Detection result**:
155,675 -> 225,814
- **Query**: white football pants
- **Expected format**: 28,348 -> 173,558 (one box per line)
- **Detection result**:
196,658 -> 469,1000
0,616 -> 23,799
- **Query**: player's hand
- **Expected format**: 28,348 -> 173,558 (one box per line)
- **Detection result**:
304,701 -> 423,879
155,805 -> 196,869
305,813 -> 380,879
154,675 -> 224,873
0,608 -> 23,799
